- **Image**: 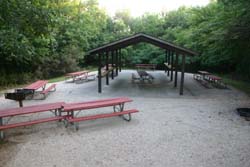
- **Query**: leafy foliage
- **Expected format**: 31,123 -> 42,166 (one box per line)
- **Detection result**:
0,0 -> 250,87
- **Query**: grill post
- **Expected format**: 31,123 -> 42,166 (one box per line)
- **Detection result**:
0,118 -> 4,139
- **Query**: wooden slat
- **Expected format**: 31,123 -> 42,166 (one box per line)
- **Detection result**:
67,109 -> 139,123
25,80 -> 48,90
0,102 -> 65,118
0,116 -> 64,130
63,97 -> 132,111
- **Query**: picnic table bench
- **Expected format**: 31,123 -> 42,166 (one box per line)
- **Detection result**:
206,75 -> 227,88
0,102 -> 65,139
62,97 -> 139,130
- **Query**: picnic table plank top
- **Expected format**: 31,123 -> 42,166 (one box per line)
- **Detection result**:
198,71 -> 211,75
63,97 -> 132,111
66,71 -> 89,77
24,80 -> 48,90
0,102 -> 65,118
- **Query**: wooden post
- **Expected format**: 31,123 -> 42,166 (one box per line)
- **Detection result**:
106,51 -> 109,85
167,50 -> 170,76
111,50 -> 114,80
98,53 -> 102,93
18,100 -> 23,107
165,50 -> 167,73
170,51 -> 174,81
115,50 -> 118,76
174,53 -> 179,87
180,55 -> 186,95
119,49 -> 122,72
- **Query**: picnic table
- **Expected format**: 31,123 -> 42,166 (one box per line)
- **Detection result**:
0,97 -> 139,139
0,102 -> 65,139
193,71 -> 226,88
193,71 -> 211,81
132,70 -> 154,83
65,71 -> 89,82
23,80 -> 56,99
62,97 -> 138,130
24,80 -> 48,92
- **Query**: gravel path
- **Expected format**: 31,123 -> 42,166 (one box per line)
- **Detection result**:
0,70 -> 250,167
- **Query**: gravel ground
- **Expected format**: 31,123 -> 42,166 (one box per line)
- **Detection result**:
0,70 -> 250,167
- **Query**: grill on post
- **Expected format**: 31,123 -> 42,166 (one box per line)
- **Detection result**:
4,89 -> 33,107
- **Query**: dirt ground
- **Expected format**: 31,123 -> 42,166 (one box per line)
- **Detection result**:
0,70 -> 250,167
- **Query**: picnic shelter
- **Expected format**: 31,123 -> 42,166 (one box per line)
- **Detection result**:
88,33 -> 198,95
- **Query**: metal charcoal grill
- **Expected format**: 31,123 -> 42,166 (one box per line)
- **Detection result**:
5,89 -> 33,107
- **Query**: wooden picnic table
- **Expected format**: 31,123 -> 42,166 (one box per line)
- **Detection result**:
5,80 -> 51,107
0,102 -> 65,138
62,97 -> 138,130
0,97 -> 139,139
65,71 -> 89,82
137,70 -> 154,82
196,70 -> 211,80
207,75 -> 222,81
24,80 -> 48,91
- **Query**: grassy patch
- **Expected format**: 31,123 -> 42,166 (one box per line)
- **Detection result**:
0,140 -> 7,145
48,76 -> 65,83
219,74 -> 250,96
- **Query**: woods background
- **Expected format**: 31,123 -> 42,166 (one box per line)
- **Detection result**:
0,0 -> 249,86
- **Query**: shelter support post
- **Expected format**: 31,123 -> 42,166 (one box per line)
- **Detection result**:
106,51 -> 109,85
170,51 -> 174,81
119,49 -> 122,72
165,50 -> 168,73
180,55 -> 186,95
98,53 -> 102,93
115,50 -> 118,76
111,50 -> 114,80
167,50 -> 170,76
174,53 -> 179,87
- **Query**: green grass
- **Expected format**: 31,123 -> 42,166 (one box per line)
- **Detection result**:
218,74 -> 250,96
0,140 -> 7,145
0,67 -> 99,91
48,76 -> 65,83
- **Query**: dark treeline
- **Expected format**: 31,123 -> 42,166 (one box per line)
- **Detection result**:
0,0 -> 249,86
